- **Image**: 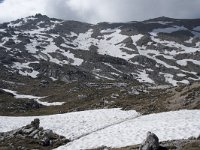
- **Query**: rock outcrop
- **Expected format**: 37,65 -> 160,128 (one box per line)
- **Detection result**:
0,118 -> 70,149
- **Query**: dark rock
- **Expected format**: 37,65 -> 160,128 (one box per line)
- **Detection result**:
4,39 -> 15,46
41,136 -> 50,146
136,35 -> 151,47
1,55 -> 17,64
140,132 -> 169,150
31,118 -> 40,129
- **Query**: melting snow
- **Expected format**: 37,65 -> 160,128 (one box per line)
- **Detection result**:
193,26 -> 200,32
0,29 -> 6,32
25,35 -> 84,66
177,59 -> 200,66
60,110 -> 200,150
131,34 -> 144,43
137,48 -> 179,70
177,73 -> 186,77
150,26 -> 188,36
185,37 -> 193,44
97,29 -> 136,60
146,21 -> 173,25
92,69 -> 115,80
12,61 -> 40,78
73,29 -> 138,60
151,35 -> 200,55
136,70 -> 155,84
1,89 -> 65,106
161,73 -> 189,86
101,28 -> 118,34
103,63 -> 123,74
73,29 -> 96,50
0,109 -> 139,139
0,109 -> 199,150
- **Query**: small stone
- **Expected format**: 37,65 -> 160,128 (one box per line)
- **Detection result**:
33,134 -> 39,139
15,134 -> 26,139
22,127 -> 35,134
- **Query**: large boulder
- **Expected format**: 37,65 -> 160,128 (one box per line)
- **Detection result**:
140,132 -> 160,150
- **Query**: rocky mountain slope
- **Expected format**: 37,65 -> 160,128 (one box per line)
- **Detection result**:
0,14 -> 200,86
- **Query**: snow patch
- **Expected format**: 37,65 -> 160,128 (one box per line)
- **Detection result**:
146,21 -> 173,25
177,59 -> 200,66
177,73 -> 186,77
162,73 -> 189,86
103,63 -> 123,74
72,29 -> 137,60
0,29 -> 6,32
150,26 -> 188,36
73,29 -> 95,50
0,108 -> 139,140
131,34 -> 144,43
136,70 -> 155,84
11,61 -> 40,78
193,26 -> 200,32
97,29 -> 136,60
0,108 -> 199,150
185,37 -> 193,44
58,110 -> 200,149
101,28 -> 117,34
1,89 -> 65,106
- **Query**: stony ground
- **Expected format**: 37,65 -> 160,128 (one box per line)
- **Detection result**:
0,78 -> 199,149
94,138 -> 200,150
0,73 -> 199,116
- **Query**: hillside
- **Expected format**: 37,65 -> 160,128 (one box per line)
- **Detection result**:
0,15 -> 200,150
0,14 -> 200,85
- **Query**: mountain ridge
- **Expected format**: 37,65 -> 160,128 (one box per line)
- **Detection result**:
0,13 -> 200,86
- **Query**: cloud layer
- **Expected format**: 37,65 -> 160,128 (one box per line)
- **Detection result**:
0,0 -> 200,23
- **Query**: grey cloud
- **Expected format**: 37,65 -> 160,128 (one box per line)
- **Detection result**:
0,0 -> 200,23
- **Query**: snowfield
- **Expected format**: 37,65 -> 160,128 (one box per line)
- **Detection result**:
0,109 -> 200,150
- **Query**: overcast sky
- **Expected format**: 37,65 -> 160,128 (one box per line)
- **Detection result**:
0,0 -> 200,23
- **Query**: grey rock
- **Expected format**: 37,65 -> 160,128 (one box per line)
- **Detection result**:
0,119 -> 70,148
28,129 -> 39,137
140,132 -> 160,150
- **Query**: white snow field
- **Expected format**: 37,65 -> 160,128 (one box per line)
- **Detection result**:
0,109 -> 200,150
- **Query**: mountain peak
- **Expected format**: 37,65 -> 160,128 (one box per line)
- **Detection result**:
144,16 -> 176,22
34,13 -> 49,19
